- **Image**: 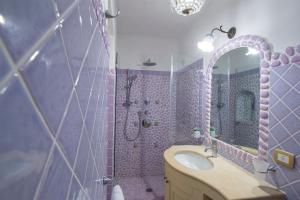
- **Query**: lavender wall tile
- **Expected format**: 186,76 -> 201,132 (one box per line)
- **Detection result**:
61,9 -> 86,80
271,123 -> 290,143
294,107 -> 300,118
292,181 -> 300,197
281,113 -> 300,135
39,148 -> 72,200
269,113 -> 279,128
67,177 -> 88,200
0,48 -> 10,80
0,0 -> 56,61
271,79 -> 291,97
176,60 -> 203,144
295,82 -> 300,93
0,0 -> 110,199
74,129 -> 90,183
281,185 -> 300,200
269,70 -> 280,85
282,89 -> 300,110
54,0 -> 75,15
87,165 -> 98,199
21,30 -> 73,134
271,101 -> 290,120
58,94 -> 83,166
76,64 -> 92,115
294,133 -> 300,144
281,138 -> 300,155
0,77 -> 51,200
85,82 -> 99,138
78,0 -> 95,49
269,62 -> 300,199
282,64 -> 300,86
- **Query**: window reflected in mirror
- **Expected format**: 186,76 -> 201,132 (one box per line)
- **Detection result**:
210,47 -> 260,155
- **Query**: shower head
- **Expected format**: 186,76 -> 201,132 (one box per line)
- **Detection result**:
142,59 -> 157,67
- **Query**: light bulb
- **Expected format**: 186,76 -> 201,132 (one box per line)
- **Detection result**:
197,34 -> 215,52
246,47 -> 259,56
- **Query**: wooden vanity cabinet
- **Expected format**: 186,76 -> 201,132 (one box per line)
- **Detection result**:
164,163 -> 225,200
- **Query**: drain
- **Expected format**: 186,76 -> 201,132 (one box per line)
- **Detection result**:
146,188 -> 153,192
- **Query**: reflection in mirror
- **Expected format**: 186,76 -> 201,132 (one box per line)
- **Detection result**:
210,47 -> 260,155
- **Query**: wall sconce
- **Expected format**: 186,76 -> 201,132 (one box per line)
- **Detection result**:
197,26 -> 236,52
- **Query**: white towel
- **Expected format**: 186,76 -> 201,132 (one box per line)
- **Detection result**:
111,185 -> 124,200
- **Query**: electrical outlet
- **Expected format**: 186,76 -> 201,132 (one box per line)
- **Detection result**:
273,148 -> 295,169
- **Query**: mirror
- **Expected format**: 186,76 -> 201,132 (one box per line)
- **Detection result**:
210,47 -> 260,155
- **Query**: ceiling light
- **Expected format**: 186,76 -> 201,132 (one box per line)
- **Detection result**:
197,34 -> 215,52
246,47 -> 259,56
171,0 -> 206,16
197,26 -> 237,53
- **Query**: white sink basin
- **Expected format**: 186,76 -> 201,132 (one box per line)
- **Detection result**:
174,151 -> 213,170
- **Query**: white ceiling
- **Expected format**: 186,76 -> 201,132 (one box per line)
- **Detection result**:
116,0 -> 209,38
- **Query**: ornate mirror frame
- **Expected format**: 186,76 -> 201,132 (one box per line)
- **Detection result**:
203,35 -> 273,162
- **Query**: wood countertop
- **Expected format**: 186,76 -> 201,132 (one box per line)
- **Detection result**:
164,145 -> 286,200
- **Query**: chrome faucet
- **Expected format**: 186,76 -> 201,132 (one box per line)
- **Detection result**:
204,139 -> 218,158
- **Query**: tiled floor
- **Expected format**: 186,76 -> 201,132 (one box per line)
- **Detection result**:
116,176 -> 164,200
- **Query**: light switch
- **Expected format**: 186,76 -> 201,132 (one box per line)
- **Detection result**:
273,148 -> 295,169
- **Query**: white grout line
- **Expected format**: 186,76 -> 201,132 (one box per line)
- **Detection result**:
16,0 -> 79,70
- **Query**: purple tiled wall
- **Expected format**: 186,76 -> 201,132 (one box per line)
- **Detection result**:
267,61 -> 300,199
175,59 -> 203,143
0,0 -> 111,199
115,69 -> 173,177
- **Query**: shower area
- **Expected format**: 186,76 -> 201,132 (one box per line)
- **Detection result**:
114,58 -> 203,200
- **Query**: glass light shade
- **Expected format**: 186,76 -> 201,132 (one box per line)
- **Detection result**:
171,0 -> 206,16
197,34 -> 215,52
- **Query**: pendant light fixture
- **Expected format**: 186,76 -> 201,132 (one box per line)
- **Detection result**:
171,0 -> 206,16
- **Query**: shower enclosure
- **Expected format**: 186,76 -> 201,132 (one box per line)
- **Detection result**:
114,56 -> 203,200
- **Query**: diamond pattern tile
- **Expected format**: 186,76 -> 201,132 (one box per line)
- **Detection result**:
294,133 -> 300,145
282,89 -> 300,110
269,113 -> 279,128
282,137 -> 300,156
271,101 -> 290,119
269,62 -> 300,200
268,134 -> 278,150
289,181 -> 300,199
272,64 -> 290,75
295,107 -> 300,118
283,64 -> 300,86
269,91 -> 279,106
269,70 -> 280,85
281,113 -> 300,135
295,82 -> 300,93
281,185 -> 300,200
271,79 -> 291,97
271,123 -> 290,143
